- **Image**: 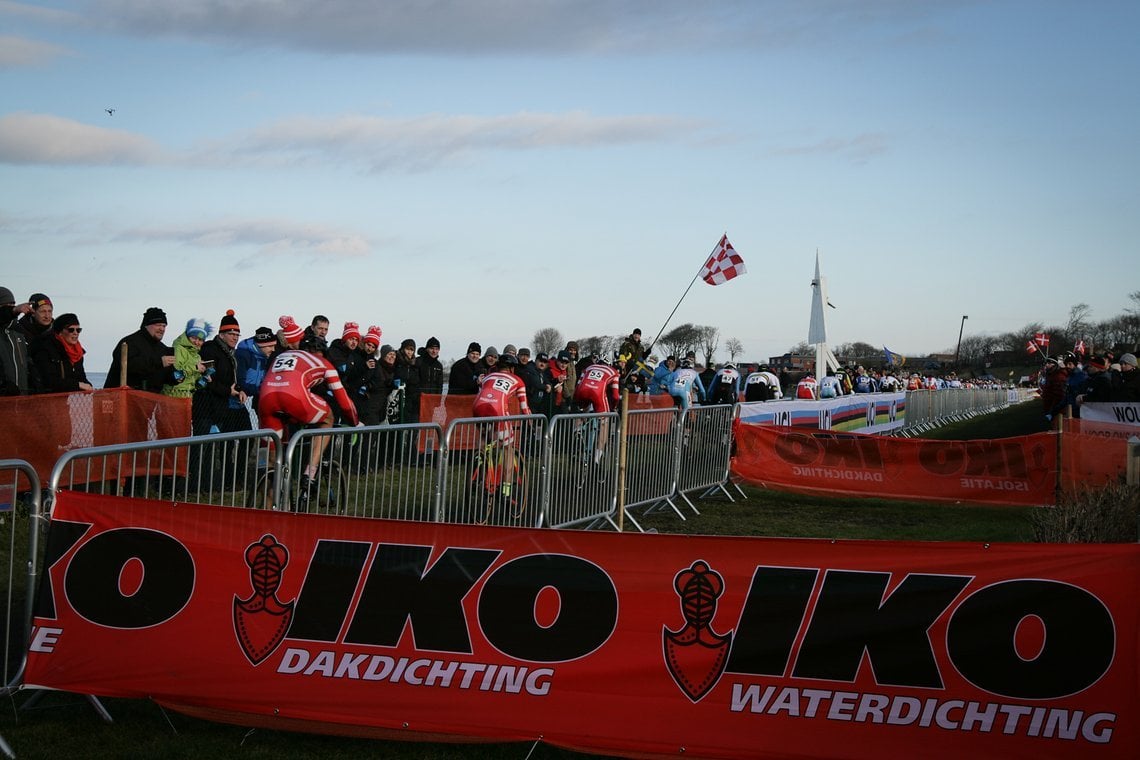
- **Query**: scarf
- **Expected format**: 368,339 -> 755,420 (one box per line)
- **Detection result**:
56,332 -> 86,366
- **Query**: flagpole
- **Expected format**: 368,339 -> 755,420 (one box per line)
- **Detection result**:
646,268 -> 704,353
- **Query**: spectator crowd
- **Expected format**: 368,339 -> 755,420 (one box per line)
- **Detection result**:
5,289 -> 1136,439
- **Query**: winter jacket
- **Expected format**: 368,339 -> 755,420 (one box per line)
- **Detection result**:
106,328 -> 174,393
0,315 -> 30,396
163,333 -> 206,398
30,332 -> 89,393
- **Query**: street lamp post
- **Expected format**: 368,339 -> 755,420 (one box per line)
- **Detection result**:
955,315 -> 969,365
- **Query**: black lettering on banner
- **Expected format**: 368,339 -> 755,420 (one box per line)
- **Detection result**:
818,409 -> 831,430
35,519 -> 91,619
725,567 -> 818,676
793,570 -> 970,687
288,539 -> 373,641
820,436 -> 884,469
479,555 -> 617,662
344,545 -> 499,653
962,440 -> 1027,479
947,579 -> 1114,699
865,403 -> 875,427
65,528 -> 194,628
774,433 -> 819,465
775,410 -> 791,427
918,442 -> 965,475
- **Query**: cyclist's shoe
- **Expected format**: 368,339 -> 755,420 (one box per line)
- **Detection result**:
297,475 -> 316,512
500,483 -> 512,498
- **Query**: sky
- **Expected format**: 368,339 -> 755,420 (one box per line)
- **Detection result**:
2,0 -> 1138,370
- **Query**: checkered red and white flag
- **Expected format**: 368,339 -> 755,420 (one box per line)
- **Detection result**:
699,235 -> 747,286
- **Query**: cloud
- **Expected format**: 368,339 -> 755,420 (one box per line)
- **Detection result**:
775,132 -> 890,163
87,1 -> 957,56
1,110 -> 704,170
0,113 -> 167,165
233,111 -> 705,171
0,34 -> 72,67
115,218 -> 371,266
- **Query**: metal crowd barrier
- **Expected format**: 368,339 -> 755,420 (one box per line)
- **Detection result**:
439,415 -> 548,527
2,459 -> 112,760
621,407 -> 684,531
283,423 -> 443,520
898,388 -> 1012,436
49,429 -> 284,510
543,412 -> 620,530
674,404 -> 737,513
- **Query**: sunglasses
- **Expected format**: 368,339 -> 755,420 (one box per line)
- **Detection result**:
65,327 -> 83,334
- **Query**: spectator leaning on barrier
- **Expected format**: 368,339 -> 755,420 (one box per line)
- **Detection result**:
30,312 -> 93,393
16,292 -> 53,343
1075,355 -> 1114,406
395,338 -> 420,422
195,310 -> 250,435
448,342 -> 483,395
416,336 -> 444,401
106,306 -> 176,392
1039,356 -> 1069,426
236,326 -> 277,410
1115,353 -> 1140,401
165,318 -> 214,399
0,287 -> 32,396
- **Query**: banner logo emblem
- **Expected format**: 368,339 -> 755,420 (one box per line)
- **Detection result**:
663,560 -> 733,702
233,534 -> 296,665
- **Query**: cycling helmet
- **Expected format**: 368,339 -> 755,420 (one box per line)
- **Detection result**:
680,359 -> 693,369
1060,351 -> 1077,364
594,354 -> 609,366
498,353 -> 519,368
299,335 -> 328,354
724,362 -> 737,370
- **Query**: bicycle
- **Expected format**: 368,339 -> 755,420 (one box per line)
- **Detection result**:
468,432 -> 528,526
246,419 -> 349,513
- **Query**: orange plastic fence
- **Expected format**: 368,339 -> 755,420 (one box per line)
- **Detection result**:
0,388 -> 192,482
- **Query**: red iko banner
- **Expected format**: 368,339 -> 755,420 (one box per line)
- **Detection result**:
732,422 -> 1058,506
26,491 -> 1140,759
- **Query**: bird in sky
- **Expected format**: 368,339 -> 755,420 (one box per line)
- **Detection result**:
105,108 -> 115,116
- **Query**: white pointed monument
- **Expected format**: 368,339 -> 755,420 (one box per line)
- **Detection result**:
808,250 -> 840,378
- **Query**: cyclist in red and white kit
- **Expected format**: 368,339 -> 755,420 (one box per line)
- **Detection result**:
573,358 -> 621,413
258,340 -> 360,491
473,354 -> 531,496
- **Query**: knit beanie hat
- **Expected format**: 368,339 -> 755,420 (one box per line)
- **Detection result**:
1121,353 -> 1138,368
467,341 -> 481,354
278,315 -> 305,343
219,309 -> 240,333
53,313 -> 80,332
503,344 -> 517,355
380,343 -> 395,356
426,336 -> 441,349
0,287 -> 14,305
343,321 -> 361,341
141,307 -> 168,327
484,346 -> 499,358
401,338 -> 415,350
29,293 -> 52,310
254,327 -> 277,346
363,325 -> 383,347
185,318 -> 213,341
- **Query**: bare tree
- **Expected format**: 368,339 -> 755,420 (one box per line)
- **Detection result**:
725,338 -> 743,362
659,323 -> 702,359
698,325 -> 720,367
577,335 -> 616,359
532,327 -> 563,356
1066,303 -> 1092,339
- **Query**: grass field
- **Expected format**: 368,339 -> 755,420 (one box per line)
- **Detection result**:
0,403 -> 1048,759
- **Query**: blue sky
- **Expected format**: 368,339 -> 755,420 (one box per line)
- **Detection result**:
2,0 -> 1137,369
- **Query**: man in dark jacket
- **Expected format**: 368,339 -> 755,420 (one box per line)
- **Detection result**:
105,306 -> 175,392
448,341 -> 482,395
16,292 -> 54,343
394,338 -> 421,423
0,286 -> 32,396
416,337 -> 445,398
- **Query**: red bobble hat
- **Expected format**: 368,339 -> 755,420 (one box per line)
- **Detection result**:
342,321 -> 361,341
363,325 -> 383,347
278,315 -> 305,343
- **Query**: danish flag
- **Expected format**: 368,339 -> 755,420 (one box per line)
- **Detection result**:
1074,339 -> 1087,356
699,235 -> 747,286
1034,332 -> 1050,348
1026,340 -> 1038,355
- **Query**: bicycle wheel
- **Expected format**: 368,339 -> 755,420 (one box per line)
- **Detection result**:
245,466 -> 277,510
507,455 -> 528,521
469,449 -> 499,525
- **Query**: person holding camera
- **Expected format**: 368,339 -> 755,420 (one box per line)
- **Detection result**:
164,317 -> 215,398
